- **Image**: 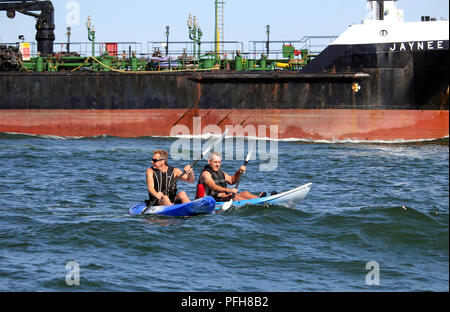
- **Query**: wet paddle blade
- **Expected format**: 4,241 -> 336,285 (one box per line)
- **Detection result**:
202,129 -> 229,158
222,199 -> 233,211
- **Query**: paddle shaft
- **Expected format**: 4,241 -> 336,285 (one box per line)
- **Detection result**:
231,159 -> 249,200
221,145 -> 254,211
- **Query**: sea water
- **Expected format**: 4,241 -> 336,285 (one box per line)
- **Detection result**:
0,133 -> 448,292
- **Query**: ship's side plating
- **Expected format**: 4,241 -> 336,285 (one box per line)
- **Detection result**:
0,2 -> 448,141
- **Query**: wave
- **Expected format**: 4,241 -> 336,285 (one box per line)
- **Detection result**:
357,205 -> 447,223
287,136 -> 450,145
0,132 -> 112,140
307,205 -> 449,251
316,205 -> 449,235
222,203 -> 313,220
143,133 -> 450,144
1,131 -> 448,145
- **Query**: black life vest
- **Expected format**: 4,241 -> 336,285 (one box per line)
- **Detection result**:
196,165 -> 227,200
148,166 -> 178,203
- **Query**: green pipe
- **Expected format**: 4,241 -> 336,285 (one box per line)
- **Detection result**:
131,55 -> 138,71
235,55 -> 242,70
36,56 -> 44,72
56,63 -> 85,67
260,55 -> 267,69
100,55 -> 112,72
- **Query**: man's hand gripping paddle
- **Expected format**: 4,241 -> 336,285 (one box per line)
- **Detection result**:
221,144 -> 254,211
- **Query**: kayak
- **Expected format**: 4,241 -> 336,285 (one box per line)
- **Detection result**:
129,196 -> 216,217
215,183 -> 312,210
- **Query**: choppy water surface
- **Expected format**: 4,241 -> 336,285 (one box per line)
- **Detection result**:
0,133 -> 448,292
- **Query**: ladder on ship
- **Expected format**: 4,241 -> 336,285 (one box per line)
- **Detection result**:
215,0 -> 225,59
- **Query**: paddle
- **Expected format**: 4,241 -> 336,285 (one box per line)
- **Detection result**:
222,144 -> 254,211
141,129 -> 229,215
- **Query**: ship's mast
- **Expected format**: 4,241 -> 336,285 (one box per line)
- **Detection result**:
214,0 -> 224,59
367,0 -> 397,21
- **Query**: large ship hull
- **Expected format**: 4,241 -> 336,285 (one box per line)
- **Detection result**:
0,17 -> 448,141
0,108 -> 447,141
0,66 -> 448,141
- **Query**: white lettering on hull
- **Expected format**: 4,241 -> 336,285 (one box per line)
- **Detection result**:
389,40 -> 446,52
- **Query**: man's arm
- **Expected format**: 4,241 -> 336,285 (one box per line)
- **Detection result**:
228,166 -> 246,185
203,171 -> 235,194
175,165 -> 195,183
146,168 -> 162,199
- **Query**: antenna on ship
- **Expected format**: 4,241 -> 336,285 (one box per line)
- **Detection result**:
86,15 -> 96,56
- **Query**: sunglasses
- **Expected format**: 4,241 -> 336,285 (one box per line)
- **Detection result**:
152,158 -> 164,163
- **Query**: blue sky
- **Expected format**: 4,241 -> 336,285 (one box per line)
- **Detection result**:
0,0 -> 448,48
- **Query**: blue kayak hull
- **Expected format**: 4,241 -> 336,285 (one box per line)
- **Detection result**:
129,196 -> 216,217
216,183 -> 312,210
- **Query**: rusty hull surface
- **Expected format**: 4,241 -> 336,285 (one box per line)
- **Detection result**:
0,108 -> 448,141
0,70 -> 448,141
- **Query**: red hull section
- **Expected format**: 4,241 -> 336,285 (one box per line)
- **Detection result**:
0,109 -> 448,141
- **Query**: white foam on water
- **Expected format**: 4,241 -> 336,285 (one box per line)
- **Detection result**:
2,132 -> 448,144
1,132 -> 109,140
163,133 -> 449,144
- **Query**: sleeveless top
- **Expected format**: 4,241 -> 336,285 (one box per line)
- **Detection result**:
196,165 -> 227,200
148,166 -> 178,203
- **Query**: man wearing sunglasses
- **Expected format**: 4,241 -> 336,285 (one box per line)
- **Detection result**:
146,150 -> 195,206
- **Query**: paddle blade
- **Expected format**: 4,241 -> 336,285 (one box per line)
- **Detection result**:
221,199 -> 233,211
246,144 -> 254,163
141,198 -> 158,215
202,129 -> 229,157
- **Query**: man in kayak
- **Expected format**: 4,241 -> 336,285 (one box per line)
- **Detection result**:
196,152 -> 260,202
147,150 -> 195,206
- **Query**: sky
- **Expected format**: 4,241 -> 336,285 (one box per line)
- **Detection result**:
0,0 -> 448,51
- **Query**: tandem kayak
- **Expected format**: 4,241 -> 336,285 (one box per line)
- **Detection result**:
129,196 -> 216,217
215,183 -> 312,210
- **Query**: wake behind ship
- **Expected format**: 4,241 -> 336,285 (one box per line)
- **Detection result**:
0,0 -> 448,141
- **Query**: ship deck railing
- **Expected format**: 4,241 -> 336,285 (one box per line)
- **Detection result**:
2,36 -> 336,60
250,36 -> 338,58
147,40 -> 245,57
1,41 -> 144,58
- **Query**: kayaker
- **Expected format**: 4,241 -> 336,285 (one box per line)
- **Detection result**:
147,150 -> 195,206
196,152 -> 261,202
